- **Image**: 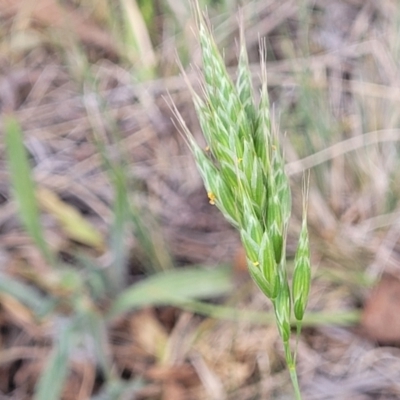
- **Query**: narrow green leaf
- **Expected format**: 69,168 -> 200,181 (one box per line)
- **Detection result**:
4,116 -> 53,265
108,166 -> 131,292
0,273 -> 54,318
78,309 -> 111,379
91,378 -> 144,400
34,318 -> 76,400
108,265 -> 234,318
130,201 -> 175,273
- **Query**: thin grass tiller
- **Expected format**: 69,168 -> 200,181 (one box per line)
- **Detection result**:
170,4 -> 311,399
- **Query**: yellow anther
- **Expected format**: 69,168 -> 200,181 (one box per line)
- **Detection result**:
272,144 -> 277,151
205,146 -> 210,151
207,192 -> 216,205
252,261 -> 259,266
237,158 -> 243,163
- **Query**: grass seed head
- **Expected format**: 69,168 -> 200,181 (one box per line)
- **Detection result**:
174,5 -> 312,396
179,8 -> 291,300
173,5 -> 311,357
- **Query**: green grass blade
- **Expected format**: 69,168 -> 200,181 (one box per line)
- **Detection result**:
107,265 -> 234,318
129,200 -> 175,273
84,89 -> 174,276
80,310 -> 111,379
77,254 -> 110,300
104,149 -> 174,276
179,299 -> 360,327
34,318 -> 76,400
4,116 -> 54,265
91,378 -> 144,400
0,273 -> 54,318
107,166 -> 130,293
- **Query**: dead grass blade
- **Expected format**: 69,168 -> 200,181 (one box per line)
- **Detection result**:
37,187 -> 105,251
286,129 -> 400,176
119,0 -> 156,73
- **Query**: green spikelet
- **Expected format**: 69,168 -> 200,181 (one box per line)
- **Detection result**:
292,179 -> 311,321
274,270 -> 291,342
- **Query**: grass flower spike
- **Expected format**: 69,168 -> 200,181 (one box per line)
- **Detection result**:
171,4 -> 311,399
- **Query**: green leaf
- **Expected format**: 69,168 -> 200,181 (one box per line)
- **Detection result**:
34,318 -> 76,400
0,273 -> 54,318
91,378 -> 144,400
77,255 -> 110,300
4,116 -> 54,265
107,166 -> 131,292
108,265 -> 233,318
77,309 -> 111,379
